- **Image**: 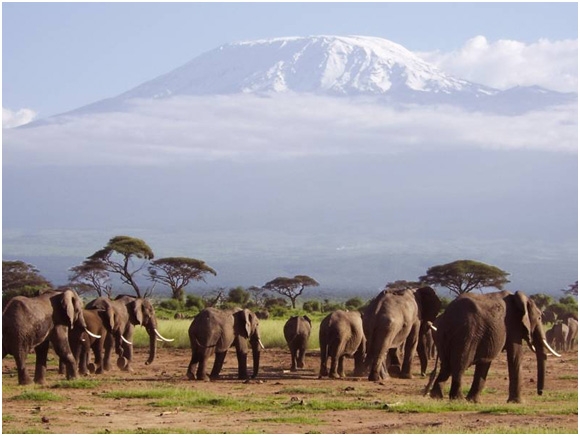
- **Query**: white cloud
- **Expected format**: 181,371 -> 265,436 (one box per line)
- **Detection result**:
418,36 -> 578,93
2,94 -> 576,166
3,107 -> 37,129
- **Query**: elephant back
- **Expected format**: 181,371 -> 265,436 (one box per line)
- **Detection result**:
189,308 -> 234,351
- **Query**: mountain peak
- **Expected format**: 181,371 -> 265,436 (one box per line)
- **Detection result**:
120,35 -> 493,100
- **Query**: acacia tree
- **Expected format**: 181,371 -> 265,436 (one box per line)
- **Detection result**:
147,257 -> 217,302
87,235 -> 154,298
68,258 -> 112,297
263,275 -> 319,309
419,259 -> 509,297
562,281 -> 578,297
2,260 -> 53,307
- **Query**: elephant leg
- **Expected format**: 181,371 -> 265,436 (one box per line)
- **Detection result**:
401,333 -> 418,379
186,349 -> 199,381
319,345 -> 329,378
289,346 -> 297,372
118,342 -> 133,372
50,329 -> 77,381
338,356 -> 346,378
91,339 -> 104,374
103,334 -> 114,371
33,340 -> 50,384
430,362 -> 451,400
329,354 -> 340,378
58,357 -> 66,375
466,360 -> 492,403
210,351 -> 227,380
236,349 -> 249,380
14,348 -> 32,385
449,369 -> 465,400
297,347 -> 306,369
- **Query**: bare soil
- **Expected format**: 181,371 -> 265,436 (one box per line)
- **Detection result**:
2,346 -> 578,434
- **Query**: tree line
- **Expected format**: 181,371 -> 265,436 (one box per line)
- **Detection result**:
2,235 -> 577,320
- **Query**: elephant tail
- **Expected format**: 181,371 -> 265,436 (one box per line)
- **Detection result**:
423,353 -> 439,396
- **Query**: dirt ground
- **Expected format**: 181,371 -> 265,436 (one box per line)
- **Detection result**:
2,346 -> 578,434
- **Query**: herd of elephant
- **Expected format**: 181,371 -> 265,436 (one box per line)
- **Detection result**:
2,286 -> 567,404
545,317 -> 578,353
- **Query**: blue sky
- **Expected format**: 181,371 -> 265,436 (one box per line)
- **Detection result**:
3,2 -> 578,119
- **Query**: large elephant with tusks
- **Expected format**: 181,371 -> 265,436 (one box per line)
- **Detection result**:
428,290 -> 561,403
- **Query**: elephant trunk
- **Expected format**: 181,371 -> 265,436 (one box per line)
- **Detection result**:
145,326 -> 157,365
533,335 -> 547,396
250,335 -> 262,378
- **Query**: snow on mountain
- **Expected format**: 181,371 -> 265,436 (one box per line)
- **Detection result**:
34,35 -> 577,121
119,35 -> 496,99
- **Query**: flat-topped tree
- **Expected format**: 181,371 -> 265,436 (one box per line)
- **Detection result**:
148,257 -> 217,302
88,235 -> 154,298
419,259 -> 510,297
263,275 -> 319,309
68,258 -> 112,297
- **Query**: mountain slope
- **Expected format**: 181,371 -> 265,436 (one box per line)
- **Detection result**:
34,35 -> 576,121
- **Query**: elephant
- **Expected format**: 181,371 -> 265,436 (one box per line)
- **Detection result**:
318,310 -> 366,379
363,287 -> 441,381
428,290 -> 560,403
417,324 -> 437,377
59,308 -> 113,376
86,295 -> 173,372
566,317 -> 578,351
551,322 -> 570,352
2,289 -> 100,385
187,307 -> 264,381
283,315 -> 312,371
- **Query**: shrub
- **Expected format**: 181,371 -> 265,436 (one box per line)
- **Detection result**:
303,300 -> 321,313
185,294 -> 205,310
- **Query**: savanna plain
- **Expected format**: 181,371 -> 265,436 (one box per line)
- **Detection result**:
2,319 -> 578,434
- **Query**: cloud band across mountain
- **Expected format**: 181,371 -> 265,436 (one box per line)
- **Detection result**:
4,94 -> 576,166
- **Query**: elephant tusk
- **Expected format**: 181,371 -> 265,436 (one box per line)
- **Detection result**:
85,328 -> 101,339
542,339 -> 561,357
258,339 -> 265,350
427,322 -> 437,332
154,328 -> 175,342
121,335 -> 133,345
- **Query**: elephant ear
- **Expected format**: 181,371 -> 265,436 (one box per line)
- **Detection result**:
304,315 -> 312,326
415,286 -> 441,323
514,291 -> 532,342
61,290 -> 77,328
235,309 -> 252,338
129,299 -> 144,326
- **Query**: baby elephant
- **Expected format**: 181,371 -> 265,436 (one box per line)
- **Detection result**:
283,315 -> 312,371
319,310 -> 366,379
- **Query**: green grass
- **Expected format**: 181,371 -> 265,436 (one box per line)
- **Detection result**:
10,390 -> 64,402
51,379 -> 100,389
2,414 -> 16,423
132,318 -> 322,350
250,416 -> 324,425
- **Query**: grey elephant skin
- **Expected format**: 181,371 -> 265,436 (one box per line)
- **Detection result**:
86,295 -> 172,372
284,315 -> 312,371
566,317 -> 577,351
429,290 -> 558,403
60,308 -> 112,375
363,287 -> 441,381
2,289 -> 90,385
549,322 -> 570,352
319,310 -> 366,378
187,307 -> 262,381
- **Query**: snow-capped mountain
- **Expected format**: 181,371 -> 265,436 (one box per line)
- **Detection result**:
39,35 -> 577,120
120,35 -> 496,98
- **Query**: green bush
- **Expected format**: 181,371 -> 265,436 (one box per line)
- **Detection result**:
185,294 -> 205,310
159,299 -> 183,311
303,300 -> 321,313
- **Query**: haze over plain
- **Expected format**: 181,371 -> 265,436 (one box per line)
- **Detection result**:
3,4 -> 577,297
